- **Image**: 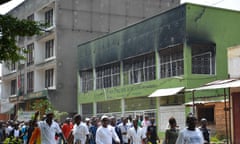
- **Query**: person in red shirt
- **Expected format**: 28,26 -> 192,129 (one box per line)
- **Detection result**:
61,117 -> 73,139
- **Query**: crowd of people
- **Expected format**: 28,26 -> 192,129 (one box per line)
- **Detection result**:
0,112 -> 210,144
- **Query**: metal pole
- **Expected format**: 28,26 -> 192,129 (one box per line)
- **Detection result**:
224,89 -> 229,144
228,88 -> 232,144
192,90 -> 195,115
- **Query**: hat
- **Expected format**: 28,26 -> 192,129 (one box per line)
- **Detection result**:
101,115 -> 109,121
201,118 -> 207,122
85,117 -> 90,121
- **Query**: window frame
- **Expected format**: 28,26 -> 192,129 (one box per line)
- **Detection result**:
45,68 -> 54,88
159,46 -> 184,78
96,62 -> 120,89
27,43 -> 34,66
11,79 -> 17,95
45,9 -> 53,26
123,53 -> 156,85
45,39 -> 54,59
27,71 -> 34,93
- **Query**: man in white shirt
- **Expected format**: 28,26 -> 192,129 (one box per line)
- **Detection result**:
96,115 -> 120,144
141,115 -> 151,137
176,115 -> 204,144
128,118 -> 146,144
34,111 -> 67,144
118,117 -> 130,144
72,114 -> 89,144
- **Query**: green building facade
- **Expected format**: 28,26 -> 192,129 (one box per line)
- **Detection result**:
77,3 -> 240,131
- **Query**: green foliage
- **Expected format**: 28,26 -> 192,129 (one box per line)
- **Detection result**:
31,99 -> 67,121
211,135 -> 220,142
3,136 -> 22,144
0,14 -> 44,63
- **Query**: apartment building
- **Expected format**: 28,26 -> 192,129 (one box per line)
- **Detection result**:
77,3 -> 240,134
1,0 -> 180,116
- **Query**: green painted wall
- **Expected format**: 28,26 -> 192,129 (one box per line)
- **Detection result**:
185,4 -> 240,99
186,4 -> 240,79
78,4 -> 240,104
79,78 -> 184,103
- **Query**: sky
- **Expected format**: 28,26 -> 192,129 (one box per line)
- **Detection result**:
181,0 -> 240,11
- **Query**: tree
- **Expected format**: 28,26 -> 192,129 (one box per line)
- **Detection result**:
31,99 -> 68,121
0,14 -> 44,63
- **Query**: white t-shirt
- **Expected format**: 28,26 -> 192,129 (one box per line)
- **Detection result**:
72,122 -> 89,144
96,125 -> 120,144
141,120 -> 151,136
127,126 -> 146,144
176,128 -> 204,144
38,120 -> 62,144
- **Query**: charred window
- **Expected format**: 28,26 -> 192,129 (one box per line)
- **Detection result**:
80,70 -> 93,92
123,53 -> 155,85
159,45 -> 183,78
192,44 -> 215,75
96,62 -> 120,89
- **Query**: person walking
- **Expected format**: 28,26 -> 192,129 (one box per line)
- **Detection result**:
72,114 -> 90,144
199,118 -> 210,144
96,115 -> 120,144
62,117 -> 73,141
146,117 -> 160,144
29,121 -> 41,144
119,117 -> 130,144
127,118 -> 147,144
110,116 -> 123,144
176,115 -> 204,144
89,117 -> 98,144
164,117 -> 179,144
32,111 -> 68,144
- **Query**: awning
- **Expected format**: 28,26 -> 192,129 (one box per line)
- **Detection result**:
184,99 -> 227,106
188,79 -> 240,91
148,87 -> 185,97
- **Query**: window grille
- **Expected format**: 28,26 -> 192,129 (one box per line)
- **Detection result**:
123,53 -> 155,84
96,63 -> 120,89
80,70 -> 93,92
192,44 -> 215,75
159,46 -> 184,78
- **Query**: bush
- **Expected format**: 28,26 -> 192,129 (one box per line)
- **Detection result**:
3,137 -> 22,144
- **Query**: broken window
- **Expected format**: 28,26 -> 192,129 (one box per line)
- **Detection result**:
192,44 -> 215,75
159,45 -> 184,78
123,53 -> 156,84
96,62 -> 120,89
80,70 -> 93,92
